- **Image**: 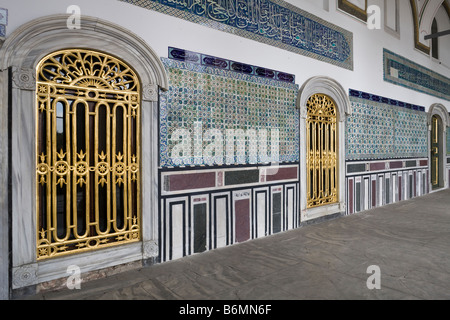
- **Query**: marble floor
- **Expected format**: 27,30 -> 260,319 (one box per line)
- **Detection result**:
21,189 -> 450,300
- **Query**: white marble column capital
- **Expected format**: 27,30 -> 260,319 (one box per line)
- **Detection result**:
12,263 -> 38,289
142,240 -> 158,259
142,83 -> 158,102
12,67 -> 35,90
299,105 -> 307,119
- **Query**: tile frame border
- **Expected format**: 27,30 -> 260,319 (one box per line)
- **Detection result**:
383,48 -> 450,101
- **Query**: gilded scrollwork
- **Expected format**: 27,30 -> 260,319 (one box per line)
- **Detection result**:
306,94 -> 338,209
36,49 -> 141,260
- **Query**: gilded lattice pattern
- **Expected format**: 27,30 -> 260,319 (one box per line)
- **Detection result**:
346,96 -> 428,160
38,49 -> 139,91
306,94 -> 338,208
36,49 -> 141,260
160,57 -> 299,167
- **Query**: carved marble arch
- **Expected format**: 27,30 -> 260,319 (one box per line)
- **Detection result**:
427,103 -> 449,190
297,76 -> 352,121
428,103 -> 449,128
0,14 -> 168,289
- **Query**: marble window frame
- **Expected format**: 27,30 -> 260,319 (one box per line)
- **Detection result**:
0,45 -> 8,300
0,14 -> 168,290
297,76 -> 351,222
427,103 -> 449,191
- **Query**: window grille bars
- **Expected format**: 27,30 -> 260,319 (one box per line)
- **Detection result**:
306,94 -> 338,209
36,49 -> 141,259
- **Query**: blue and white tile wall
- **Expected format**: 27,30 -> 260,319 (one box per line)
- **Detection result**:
345,90 -> 430,215
346,90 -> 428,161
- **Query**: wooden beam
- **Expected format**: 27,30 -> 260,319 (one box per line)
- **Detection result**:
425,29 -> 450,40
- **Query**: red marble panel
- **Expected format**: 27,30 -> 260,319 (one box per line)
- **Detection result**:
264,166 -> 298,182
235,199 -> 250,243
169,172 -> 216,191
370,162 -> 385,171
390,161 -> 403,169
419,160 -> 428,167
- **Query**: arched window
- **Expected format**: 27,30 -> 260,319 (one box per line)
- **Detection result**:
306,93 -> 338,208
36,49 -> 141,259
431,114 -> 442,189
298,77 -> 349,221
431,18 -> 439,60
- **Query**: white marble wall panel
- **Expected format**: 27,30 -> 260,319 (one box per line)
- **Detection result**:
35,242 -> 142,286
285,184 -> 298,228
347,165 -> 430,215
159,180 -> 299,264
392,172 -> 398,203
378,175 -> 384,207
363,177 -> 369,211
11,84 -> 35,268
0,69 -> 9,299
286,187 -> 294,230
256,191 -> 267,238
170,203 -> 185,260
214,196 -> 228,249
141,100 -> 159,250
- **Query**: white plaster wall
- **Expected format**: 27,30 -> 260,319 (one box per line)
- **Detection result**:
1,0 -> 448,111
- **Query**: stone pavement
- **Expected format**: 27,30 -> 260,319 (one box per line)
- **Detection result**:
21,189 -> 450,300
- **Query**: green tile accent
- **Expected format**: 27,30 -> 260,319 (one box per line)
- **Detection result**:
225,170 -> 259,185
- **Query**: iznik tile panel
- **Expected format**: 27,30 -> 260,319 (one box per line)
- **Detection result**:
384,49 -> 450,101
346,90 -> 428,160
168,47 -> 295,83
160,55 -> 299,167
120,0 -> 353,70
447,129 -> 450,155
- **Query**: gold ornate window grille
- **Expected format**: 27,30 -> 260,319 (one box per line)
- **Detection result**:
36,49 -> 141,259
431,115 -> 440,188
306,94 -> 338,209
